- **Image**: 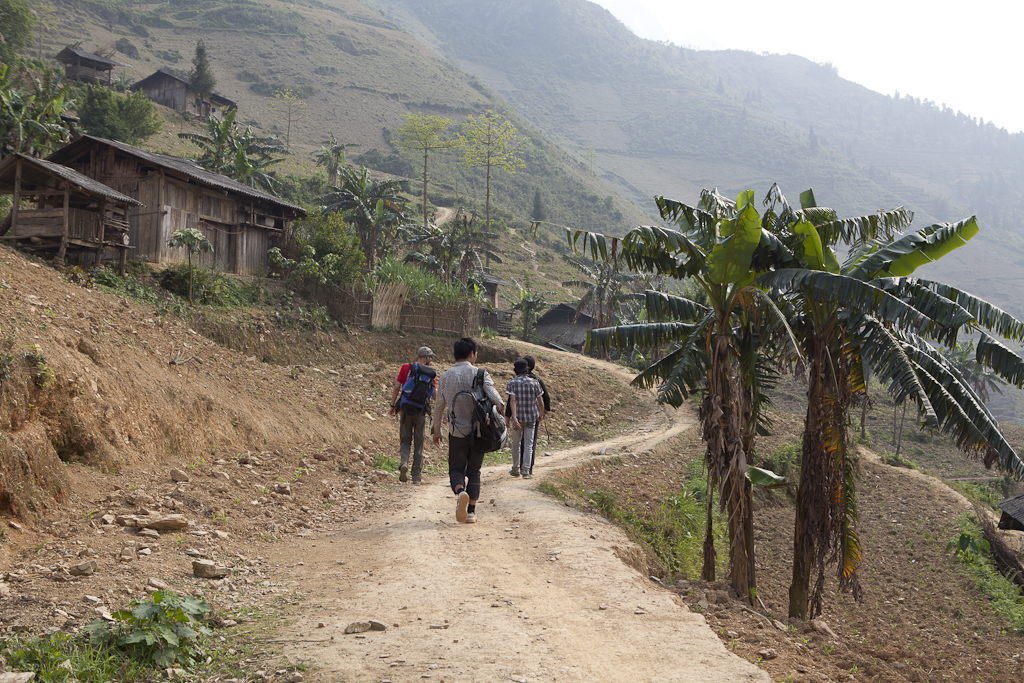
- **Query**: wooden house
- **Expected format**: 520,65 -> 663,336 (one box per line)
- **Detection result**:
478,272 -> 513,335
47,136 -> 306,275
55,45 -> 130,86
132,69 -> 237,120
534,303 -> 594,350
0,153 -> 141,273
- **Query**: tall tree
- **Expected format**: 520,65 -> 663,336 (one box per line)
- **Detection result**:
270,88 -> 306,152
756,186 -> 1024,619
0,0 -> 33,65
188,39 -> 216,103
395,113 -> 454,230
579,189 -> 800,604
532,189 -> 545,222
455,110 -> 528,230
317,166 -> 408,270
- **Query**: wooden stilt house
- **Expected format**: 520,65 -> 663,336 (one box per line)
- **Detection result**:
47,136 -> 306,275
0,153 -> 141,273
54,45 -> 130,86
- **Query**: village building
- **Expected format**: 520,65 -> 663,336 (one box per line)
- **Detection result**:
55,45 -> 130,86
0,153 -> 141,274
131,69 -> 237,120
534,303 -> 596,351
46,136 -> 306,275
479,272 -> 513,336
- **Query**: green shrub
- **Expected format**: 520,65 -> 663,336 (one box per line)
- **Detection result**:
2,630 -> 151,682
83,590 -> 212,668
757,441 -> 802,482
76,86 -> 161,145
948,515 -> 1024,632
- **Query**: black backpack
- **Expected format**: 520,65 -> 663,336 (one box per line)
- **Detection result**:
398,363 -> 436,415
452,368 -> 508,453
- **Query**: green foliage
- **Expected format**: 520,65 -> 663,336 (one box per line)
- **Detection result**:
363,256 -> 473,308
756,441 -> 802,483
948,515 -> 1024,632
188,39 -> 216,101
0,64 -> 73,156
454,110 -> 528,229
403,209 -> 500,285
83,590 -> 213,668
0,0 -> 33,65
395,113 -> 455,228
317,166 -> 409,269
1,629 -> 152,683
200,2 -> 303,34
178,109 -> 284,194
23,351 -> 52,388
510,277 -> 553,341
313,133 -> 356,187
76,86 -> 161,145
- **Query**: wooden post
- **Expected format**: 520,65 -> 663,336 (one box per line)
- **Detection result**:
11,158 -> 22,234
56,181 -> 69,262
96,197 -> 106,266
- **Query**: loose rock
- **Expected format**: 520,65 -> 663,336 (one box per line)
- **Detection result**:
170,469 -> 190,483
344,621 -> 372,634
69,560 -> 98,576
192,560 -> 230,579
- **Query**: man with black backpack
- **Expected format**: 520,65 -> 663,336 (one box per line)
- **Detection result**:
389,346 -> 437,484
432,337 -> 505,524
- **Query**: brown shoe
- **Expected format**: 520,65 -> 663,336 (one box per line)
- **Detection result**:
399,465 -> 408,482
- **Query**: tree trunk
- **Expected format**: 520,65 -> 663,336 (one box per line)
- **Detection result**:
860,365 -> 869,440
422,149 -> 429,230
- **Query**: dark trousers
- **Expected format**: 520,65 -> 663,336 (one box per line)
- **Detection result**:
448,435 -> 485,500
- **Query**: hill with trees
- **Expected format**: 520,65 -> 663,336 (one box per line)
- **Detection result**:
375,0 -> 1024,320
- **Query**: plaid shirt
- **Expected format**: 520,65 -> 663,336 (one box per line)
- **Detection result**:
506,374 -> 542,424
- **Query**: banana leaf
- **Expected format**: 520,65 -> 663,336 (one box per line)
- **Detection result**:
847,217 -> 979,279
746,465 -> 786,488
707,199 -> 761,285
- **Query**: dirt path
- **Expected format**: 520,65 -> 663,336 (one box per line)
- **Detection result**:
272,352 -> 770,682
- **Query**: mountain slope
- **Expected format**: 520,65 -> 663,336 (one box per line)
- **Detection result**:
375,0 -> 1024,316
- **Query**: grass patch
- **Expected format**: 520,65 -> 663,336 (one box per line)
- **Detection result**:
949,514 -> 1024,632
551,458 -> 727,579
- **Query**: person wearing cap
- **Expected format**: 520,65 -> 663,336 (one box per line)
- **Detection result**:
506,358 -> 544,479
389,346 -> 437,484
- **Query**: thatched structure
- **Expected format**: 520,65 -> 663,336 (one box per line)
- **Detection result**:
55,45 -> 130,86
534,303 -> 593,350
132,69 -> 237,120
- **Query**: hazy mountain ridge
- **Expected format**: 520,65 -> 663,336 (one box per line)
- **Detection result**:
374,0 -> 1024,320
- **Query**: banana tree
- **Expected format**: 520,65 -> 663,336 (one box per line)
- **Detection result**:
581,189 -> 800,604
757,186 -> 1024,618
317,167 -> 408,270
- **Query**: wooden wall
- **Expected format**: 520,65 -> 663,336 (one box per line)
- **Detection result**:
61,144 -> 282,275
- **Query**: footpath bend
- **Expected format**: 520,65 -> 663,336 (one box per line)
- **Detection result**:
273,356 -> 770,683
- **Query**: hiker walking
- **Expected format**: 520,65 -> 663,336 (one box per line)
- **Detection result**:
389,346 -> 437,484
507,358 -> 545,479
521,354 -> 551,462
432,337 -> 504,524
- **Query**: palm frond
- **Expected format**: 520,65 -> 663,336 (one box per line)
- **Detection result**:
587,320 -> 710,353
644,290 -> 710,322
847,217 -> 977,279
814,207 -> 914,250
914,281 -> 1024,341
975,333 -> 1024,387
759,269 -> 933,334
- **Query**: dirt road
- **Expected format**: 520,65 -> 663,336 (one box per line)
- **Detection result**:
274,355 -> 770,683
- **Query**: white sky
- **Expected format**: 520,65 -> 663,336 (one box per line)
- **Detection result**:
591,0 -> 1024,134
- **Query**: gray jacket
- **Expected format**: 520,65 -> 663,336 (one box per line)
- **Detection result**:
432,361 -> 504,438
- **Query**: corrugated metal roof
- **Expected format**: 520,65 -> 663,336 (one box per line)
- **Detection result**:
48,136 -> 305,215
55,45 -> 130,68
0,153 -> 143,206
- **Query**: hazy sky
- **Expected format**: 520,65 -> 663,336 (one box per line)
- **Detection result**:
591,0 -> 1023,134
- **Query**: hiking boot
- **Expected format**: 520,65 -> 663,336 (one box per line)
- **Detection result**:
509,467 -> 520,477
465,512 -> 477,524
522,472 -> 533,480
399,465 -> 408,482
412,479 -> 422,485
455,490 -> 470,523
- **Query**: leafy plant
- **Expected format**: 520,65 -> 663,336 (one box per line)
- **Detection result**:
167,227 -> 213,305
83,590 -> 212,668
